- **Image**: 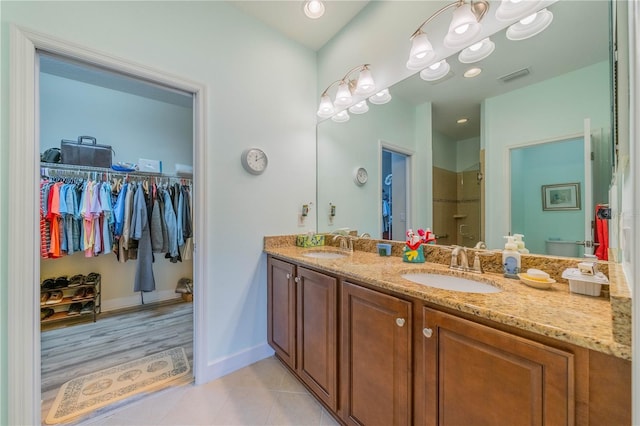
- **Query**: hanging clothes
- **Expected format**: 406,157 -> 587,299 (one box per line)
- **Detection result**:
39,170 -> 193,280
131,183 -> 156,292
594,204 -> 609,260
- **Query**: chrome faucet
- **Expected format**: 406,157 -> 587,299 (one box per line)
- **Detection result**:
474,241 -> 487,249
332,234 -> 354,253
359,232 -> 371,238
450,246 -> 469,271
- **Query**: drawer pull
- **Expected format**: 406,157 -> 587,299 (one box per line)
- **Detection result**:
286,273 -> 291,279
396,318 -> 405,327
423,327 -> 433,338
294,277 -> 300,283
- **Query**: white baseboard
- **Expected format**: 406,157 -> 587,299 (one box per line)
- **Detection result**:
101,290 -> 182,312
197,342 -> 275,385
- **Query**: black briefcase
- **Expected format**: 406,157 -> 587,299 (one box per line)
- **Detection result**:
60,136 -> 113,168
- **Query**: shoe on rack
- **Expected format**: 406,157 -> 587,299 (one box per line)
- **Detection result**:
67,303 -> 82,316
85,272 -> 100,285
40,292 -> 50,304
84,286 -> 96,299
68,274 -> 85,287
53,276 -> 69,289
41,308 -> 55,320
46,290 -> 63,304
80,301 -> 95,315
41,278 -> 55,290
72,287 -> 87,301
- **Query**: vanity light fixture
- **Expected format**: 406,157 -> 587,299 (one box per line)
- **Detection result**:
407,0 -> 489,70
463,67 -> 482,78
331,110 -> 350,123
420,59 -> 451,81
368,88 -> 392,105
349,100 -> 369,114
458,37 -> 495,63
506,8 -> 553,41
316,64 -> 377,118
303,0 -> 325,19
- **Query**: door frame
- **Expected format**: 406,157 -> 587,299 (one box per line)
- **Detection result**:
8,24 -> 209,425
504,129 -> 586,251
379,141 -> 414,240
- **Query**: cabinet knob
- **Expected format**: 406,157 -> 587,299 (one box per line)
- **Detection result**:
294,277 -> 300,283
286,273 -> 291,279
395,318 -> 405,327
423,327 -> 433,338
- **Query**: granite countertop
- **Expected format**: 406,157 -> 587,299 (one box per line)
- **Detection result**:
264,237 -> 631,361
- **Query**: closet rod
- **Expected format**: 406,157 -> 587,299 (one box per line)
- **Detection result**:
40,162 -> 192,182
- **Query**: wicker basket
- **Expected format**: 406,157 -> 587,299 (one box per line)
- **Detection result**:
182,293 -> 193,302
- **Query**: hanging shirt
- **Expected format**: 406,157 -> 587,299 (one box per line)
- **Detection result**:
162,189 -> 179,259
131,183 -> 155,292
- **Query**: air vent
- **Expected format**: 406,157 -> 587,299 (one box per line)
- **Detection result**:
498,67 -> 530,83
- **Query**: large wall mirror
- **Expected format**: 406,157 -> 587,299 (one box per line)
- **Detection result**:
317,0 -> 614,257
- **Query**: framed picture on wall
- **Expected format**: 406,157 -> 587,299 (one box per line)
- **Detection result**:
542,183 -> 581,211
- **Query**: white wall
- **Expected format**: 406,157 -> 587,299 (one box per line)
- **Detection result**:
40,73 -> 193,173
0,1 -> 317,421
483,61 -> 611,249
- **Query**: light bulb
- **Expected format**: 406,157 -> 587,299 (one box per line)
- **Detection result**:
520,12 -> 537,25
334,82 -> 352,107
469,41 -> 483,51
303,0 -> 325,19
429,62 -> 441,70
331,110 -> 350,123
455,23 -> 470,35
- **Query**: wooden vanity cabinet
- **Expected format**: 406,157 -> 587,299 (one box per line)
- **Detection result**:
416,306 -> 574,426
267,256 -> 338,411
341,281 -> 413,426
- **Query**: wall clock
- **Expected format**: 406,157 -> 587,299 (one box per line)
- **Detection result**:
354,167 -> 368,186
241,148 -> 268,175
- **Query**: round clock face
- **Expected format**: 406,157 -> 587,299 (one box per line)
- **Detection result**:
354,167 -> 368,185
241,148 -> 268,175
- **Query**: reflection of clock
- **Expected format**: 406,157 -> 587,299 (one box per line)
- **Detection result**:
354,167 -> 368,185
241,148 -> 268,175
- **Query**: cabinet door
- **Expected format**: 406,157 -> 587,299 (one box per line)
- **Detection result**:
267,257 -> 296,369
341,282 -> 412,426
296,267 -> 338,411
420,307 -> 574,426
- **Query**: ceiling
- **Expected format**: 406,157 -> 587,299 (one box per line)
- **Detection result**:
40,1 -> 610,142
227,1 -> 370,51
228,0 -> 610,141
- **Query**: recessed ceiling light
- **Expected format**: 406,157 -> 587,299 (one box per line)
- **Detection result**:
303,0 -> 325,19
457,118 -> 469,124
464,67 -> 482,78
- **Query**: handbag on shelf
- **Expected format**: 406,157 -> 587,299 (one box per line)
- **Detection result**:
60,136 -> 114,168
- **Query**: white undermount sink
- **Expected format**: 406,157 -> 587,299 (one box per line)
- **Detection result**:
302,251 -> 348,259
401,273 -> 501,293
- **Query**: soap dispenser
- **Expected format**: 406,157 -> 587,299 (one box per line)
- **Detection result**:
503,236 -> 521,279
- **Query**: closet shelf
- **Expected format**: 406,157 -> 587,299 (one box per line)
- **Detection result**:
40,162 -> 192,180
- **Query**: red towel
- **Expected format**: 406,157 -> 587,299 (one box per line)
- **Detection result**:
594,204 -> 609,260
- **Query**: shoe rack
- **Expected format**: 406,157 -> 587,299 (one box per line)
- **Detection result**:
40,273 -> 101,324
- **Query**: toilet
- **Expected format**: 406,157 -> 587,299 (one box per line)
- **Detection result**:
545,240 -> 579,257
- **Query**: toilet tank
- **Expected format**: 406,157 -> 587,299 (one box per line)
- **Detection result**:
545,240 -> 578,257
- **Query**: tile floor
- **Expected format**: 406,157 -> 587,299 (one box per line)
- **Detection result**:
79,356 -> 340,426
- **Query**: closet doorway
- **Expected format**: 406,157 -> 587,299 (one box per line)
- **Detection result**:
8,26 -> 208,426
38,52 -> 196,422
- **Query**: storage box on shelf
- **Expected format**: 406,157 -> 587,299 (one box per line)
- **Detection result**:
40,273 -> 101,324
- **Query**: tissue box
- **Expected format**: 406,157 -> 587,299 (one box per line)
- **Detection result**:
296,234 -> 325,248
138,158 -> 162,173
562,268 -> 609,296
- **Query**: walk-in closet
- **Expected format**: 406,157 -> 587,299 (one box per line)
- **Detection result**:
38,52 -> 195,424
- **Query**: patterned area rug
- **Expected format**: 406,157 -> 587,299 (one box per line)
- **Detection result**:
46,347 -> 190,424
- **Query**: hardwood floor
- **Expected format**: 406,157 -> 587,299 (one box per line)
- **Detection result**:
41,299 -> 193,424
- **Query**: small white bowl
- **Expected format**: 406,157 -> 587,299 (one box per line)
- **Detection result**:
518,273 -> 556,290
526,268 -> 550,280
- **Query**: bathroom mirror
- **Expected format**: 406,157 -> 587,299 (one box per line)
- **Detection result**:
316,0 -> 613,256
